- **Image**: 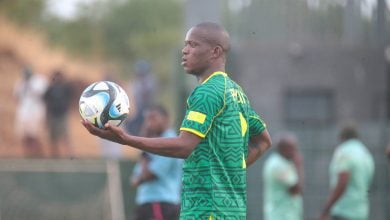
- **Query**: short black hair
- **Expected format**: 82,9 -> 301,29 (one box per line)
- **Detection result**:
339,123 -> 358,141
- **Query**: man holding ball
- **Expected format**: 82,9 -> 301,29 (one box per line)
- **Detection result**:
82,22 -> 272,219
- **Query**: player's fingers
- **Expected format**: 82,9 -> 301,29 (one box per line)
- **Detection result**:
82,120 -> 102,136
105,123 -> 120,133
81,120 -> 92,131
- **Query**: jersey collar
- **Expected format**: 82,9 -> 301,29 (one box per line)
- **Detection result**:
202,71 -> 227,84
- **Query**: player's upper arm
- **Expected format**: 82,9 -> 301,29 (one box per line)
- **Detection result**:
248,108 -> 267,137
334,153 -> 353,173
180,85 -> 224,138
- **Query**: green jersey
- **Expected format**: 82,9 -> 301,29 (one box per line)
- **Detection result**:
263,153 -> 302,220
179,72 -> 266,219
329,139 -> 374,220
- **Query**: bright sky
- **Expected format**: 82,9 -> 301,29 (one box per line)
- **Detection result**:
45,0 -> 98,20
47,0 -> 389,20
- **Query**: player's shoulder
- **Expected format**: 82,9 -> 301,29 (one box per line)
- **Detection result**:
193,76 -> 226,97
202,71 -> 228,86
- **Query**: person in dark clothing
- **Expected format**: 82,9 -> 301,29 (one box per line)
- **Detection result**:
43,70 -> 74,158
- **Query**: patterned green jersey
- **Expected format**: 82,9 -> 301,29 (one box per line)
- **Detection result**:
180,71 -> 266,220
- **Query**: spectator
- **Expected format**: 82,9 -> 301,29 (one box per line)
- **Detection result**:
14,65 -> 47,157
131,105 -> 182,220
319,124 -> 374,220
43,70 -> 74,158
263,132 -> 303,220
125,60 -> 156,135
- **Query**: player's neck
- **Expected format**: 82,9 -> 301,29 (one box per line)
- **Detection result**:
197,65 -> 225,83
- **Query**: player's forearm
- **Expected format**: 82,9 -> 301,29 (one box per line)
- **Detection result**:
82,121 -> 200,158
133,169 -> 157,186
124,136 -> 190,158
322,188 -> 344,214
124,131 -> 201,158
322,172 -> 349,214
246,130 -> 272,167
292,153 -> 304,185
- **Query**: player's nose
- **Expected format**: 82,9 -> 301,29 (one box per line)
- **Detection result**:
182,46 -> 189,55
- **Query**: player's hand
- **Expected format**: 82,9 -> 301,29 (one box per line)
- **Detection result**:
81,119 -> 128,145
130,177 -> 141,188
318,212 -> 329,220
386,144 -> 390,161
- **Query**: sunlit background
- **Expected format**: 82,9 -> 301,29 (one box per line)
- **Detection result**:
0,0 -> 389,219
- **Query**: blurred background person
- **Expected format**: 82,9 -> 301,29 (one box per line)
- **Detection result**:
125,60 -> 156,135
263,132 -> 304,220
319,124 -> 374,220
43,70 -> 74,158
386,144 -> 390,161
130,105 -> 182,220
13,65 -> 48,157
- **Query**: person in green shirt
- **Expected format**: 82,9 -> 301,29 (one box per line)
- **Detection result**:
82,22 -> 272,219
263,133 -> 303,220
319,125 -> 374,220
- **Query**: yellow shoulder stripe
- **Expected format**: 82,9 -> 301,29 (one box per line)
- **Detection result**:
187,111 -> 206,124
180,127 -> 206,138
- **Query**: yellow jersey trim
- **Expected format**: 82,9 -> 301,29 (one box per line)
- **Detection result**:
239,112 -> 248,137
242,154 -> 247,169
202,71 -> 227,84
180,127 -> 206,138
187,111 -> 206,124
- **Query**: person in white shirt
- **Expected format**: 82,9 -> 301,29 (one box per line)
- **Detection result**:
14,66 -> 47,157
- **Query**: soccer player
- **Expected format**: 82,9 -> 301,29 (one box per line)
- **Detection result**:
82,22 -> 272,219
319,125 -> 374,220
263,133 -> 303,220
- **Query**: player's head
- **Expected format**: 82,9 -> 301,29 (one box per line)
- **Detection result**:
275,132 -> 298,160
181,22 -> 230,76
143,105 -> 169,136
339,123 -> 358,142
51,69 -> 64,83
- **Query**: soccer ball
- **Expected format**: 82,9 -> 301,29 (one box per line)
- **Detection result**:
79,81 -> 129,128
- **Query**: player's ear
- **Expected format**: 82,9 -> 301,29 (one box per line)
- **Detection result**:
212,45 -> 223,59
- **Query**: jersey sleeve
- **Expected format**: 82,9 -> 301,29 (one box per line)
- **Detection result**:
334,151 -> 353,173
248,107 -> 267,137
274,163 -> 298,187
180,85 -> 224,138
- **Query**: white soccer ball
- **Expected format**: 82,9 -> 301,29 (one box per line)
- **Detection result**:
79,81 -> 130,128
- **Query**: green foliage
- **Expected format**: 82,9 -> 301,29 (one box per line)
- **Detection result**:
40,0 -> 183,79
99,0 -> 182,62
0,0 -> 183,111
0,0 -> 45,26
44,16 -> 99,57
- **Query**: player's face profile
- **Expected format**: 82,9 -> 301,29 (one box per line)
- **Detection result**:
181,27 -> 212,75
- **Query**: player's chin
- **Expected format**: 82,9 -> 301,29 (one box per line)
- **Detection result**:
182,65 -> 192,74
